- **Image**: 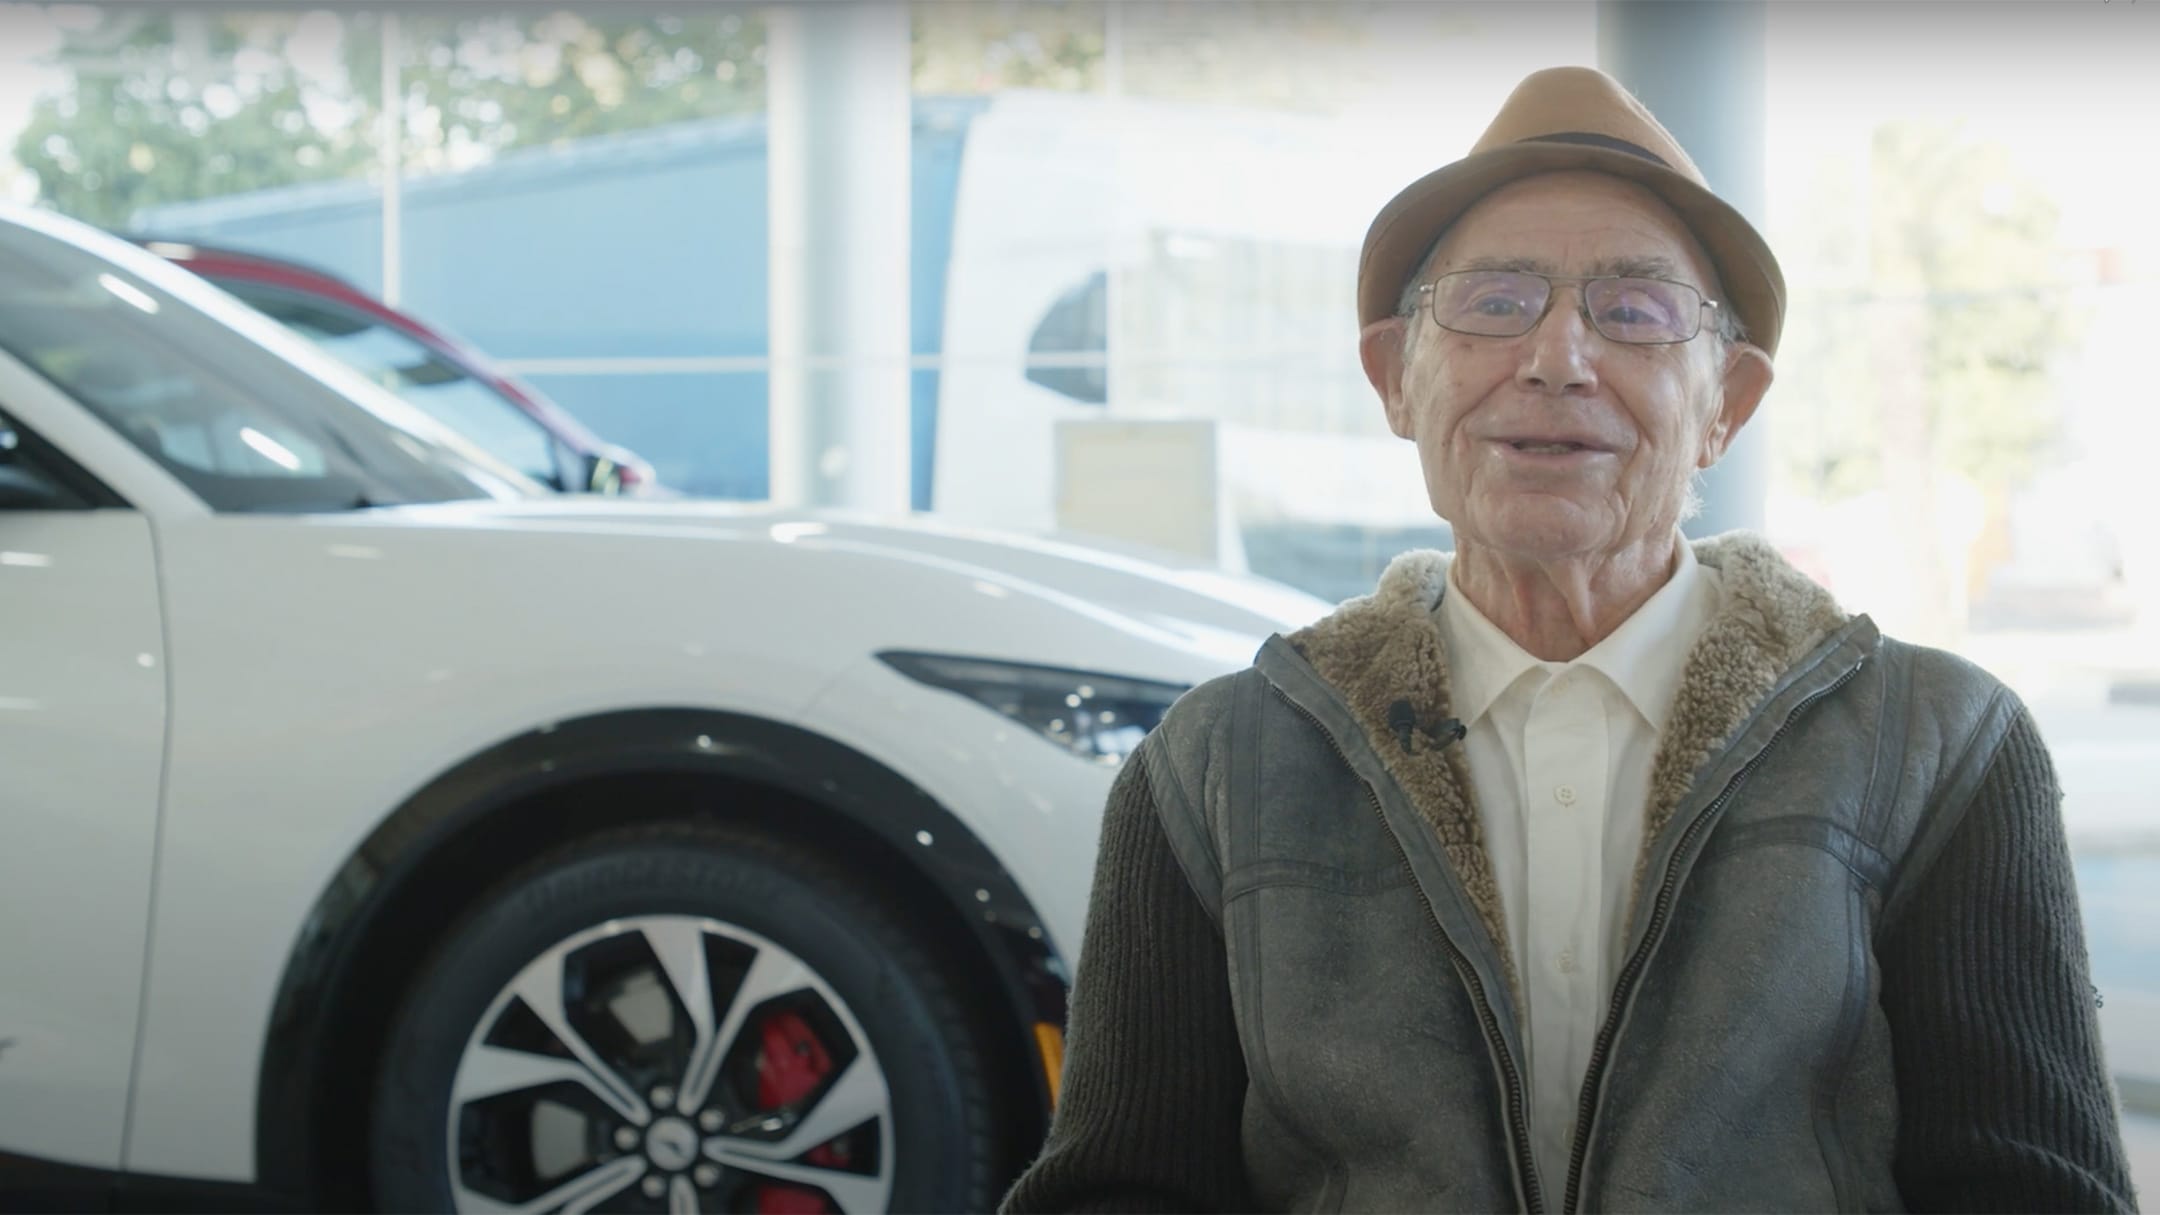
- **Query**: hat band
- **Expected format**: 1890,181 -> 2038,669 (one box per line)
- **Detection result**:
1523,131 -> 1671,169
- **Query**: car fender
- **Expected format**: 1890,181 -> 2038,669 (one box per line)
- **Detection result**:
252,707 -> 1067,1204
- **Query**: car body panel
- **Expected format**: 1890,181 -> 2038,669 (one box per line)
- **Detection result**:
0,509 -> 165,1168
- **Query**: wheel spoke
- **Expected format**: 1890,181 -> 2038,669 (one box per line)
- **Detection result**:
637,919 -> 716,1113
453,1156 -> 646,1215
765,1054 -> 890,1161
454,1044 -> 636,1116
509,950 -> 650,1126
678,945 -> 811,1111
668,1175 -> 700,1215
556,1156 -> 648,1215
704,1148 -> 888,1215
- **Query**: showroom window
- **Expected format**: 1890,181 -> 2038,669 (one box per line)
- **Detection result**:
238,287 -> 570,487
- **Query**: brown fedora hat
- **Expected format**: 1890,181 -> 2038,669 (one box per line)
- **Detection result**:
1357,66 -> 1786,356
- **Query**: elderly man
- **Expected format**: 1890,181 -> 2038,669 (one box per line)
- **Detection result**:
1002,67 -> 2134,1213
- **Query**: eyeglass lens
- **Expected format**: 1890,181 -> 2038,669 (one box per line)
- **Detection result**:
1431,270 -> 1704,344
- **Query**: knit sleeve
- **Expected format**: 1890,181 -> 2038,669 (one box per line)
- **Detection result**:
1878,706 -> 2136,1213
999,749 -> 1254,1213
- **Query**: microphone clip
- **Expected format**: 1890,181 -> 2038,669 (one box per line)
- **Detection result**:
1387,700 -> 1466,756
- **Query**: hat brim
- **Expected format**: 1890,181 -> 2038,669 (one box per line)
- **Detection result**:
1358,142 -> 1786,357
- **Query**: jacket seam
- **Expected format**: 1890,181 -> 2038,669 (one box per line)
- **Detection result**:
1875,683 -> 2016,933
1222,858 -> 1416,901
1227,671 -> 1350,1209
1857,648 -> 1909,851
1140,733 -> 1226,929
1813,876 -> 1872,1211
1694,817 -> 1891,889
1816,647 -> 1898,1211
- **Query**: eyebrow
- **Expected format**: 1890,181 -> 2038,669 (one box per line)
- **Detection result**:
1451,254 -> 1688,281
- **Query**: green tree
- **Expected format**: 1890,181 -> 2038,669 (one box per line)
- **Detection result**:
913,1 -> 1105,94
1775,120 -> 2077,502
13,7 -> 768,230
16,10 -> 378,229
378,8 -> 766,176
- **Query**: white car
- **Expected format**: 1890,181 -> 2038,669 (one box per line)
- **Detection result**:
0,204 -> 1324,1213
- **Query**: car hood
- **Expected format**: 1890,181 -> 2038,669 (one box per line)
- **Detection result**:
360,497 -> 1332,668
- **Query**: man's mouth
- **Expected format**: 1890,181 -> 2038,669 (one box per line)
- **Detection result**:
1499,437 -> 1606,455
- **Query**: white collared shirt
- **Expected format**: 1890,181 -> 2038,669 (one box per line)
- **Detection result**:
1435,537 -> 1720,1188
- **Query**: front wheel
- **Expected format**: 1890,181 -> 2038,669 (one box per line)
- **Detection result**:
368,823 -> 1004,1213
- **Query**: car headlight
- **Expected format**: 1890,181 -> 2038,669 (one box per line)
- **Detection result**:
877,651 -> 1188,766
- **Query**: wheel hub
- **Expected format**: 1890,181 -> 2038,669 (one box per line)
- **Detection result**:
644,1115 -> 700,1172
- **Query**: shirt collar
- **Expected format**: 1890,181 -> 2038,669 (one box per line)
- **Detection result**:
1436,562 -> 1548,728
1436,537 -> 1718,732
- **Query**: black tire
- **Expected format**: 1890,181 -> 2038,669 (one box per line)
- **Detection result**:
368,821 -> 1003,1213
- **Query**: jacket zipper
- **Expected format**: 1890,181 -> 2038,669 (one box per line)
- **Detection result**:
1275,687 -> 1546,1213
1559,658 -> 1867,1213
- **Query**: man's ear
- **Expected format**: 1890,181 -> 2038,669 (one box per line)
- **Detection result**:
1700,341 -> 1773,467
1360,317 -> 1415,439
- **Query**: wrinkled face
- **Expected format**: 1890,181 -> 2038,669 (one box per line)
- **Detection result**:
1367,171 -> 1770,563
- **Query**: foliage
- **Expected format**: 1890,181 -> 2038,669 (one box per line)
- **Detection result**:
912,1 -> 1104,94
16,10 -> 378,229
13,0 -> 1464,231
13,7 -> 768,229
1773,120 -> 2080,502
380,8 -> 766,174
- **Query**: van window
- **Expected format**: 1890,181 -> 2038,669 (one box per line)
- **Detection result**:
1025,270 -> 1108,405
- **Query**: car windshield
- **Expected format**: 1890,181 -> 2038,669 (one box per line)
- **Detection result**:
231,282 -> 577,489
0,212 -> 540,512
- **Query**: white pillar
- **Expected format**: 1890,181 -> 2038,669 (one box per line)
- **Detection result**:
765,2 -> 912,512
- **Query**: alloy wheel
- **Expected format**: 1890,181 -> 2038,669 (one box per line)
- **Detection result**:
445,915 -> 895,1214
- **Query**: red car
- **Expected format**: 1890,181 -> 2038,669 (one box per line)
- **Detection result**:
137,238 -> 659,495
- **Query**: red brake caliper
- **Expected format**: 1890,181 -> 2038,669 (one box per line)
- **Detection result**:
752,1011 -> 844,1214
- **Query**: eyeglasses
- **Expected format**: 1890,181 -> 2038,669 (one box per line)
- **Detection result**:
1413,269 -> 1722,345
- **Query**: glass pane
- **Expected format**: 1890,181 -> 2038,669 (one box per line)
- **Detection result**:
523,371 -> 767,500
912,2 -> 1104,95
0,6 -> 386,290
389,9 -> 766,180
235,286 -> 562,485
1763,4 -> 2160,1151
0,217 -> 522,512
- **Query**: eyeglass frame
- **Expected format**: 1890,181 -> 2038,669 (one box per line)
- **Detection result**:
1408,269 -> 1726,346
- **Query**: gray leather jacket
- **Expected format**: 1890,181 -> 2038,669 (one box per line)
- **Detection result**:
1108,534 -> 2125,1211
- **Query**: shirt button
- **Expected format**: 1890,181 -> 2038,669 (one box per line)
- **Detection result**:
1554,784 -> 1577,806
1556,950 -> 1579,975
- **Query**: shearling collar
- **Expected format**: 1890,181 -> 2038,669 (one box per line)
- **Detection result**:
1283,531 -> 1852,979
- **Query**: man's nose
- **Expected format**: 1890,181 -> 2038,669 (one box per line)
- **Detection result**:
1518,287 -> 1599,395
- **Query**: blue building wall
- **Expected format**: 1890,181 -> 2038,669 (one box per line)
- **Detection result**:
136,97 -> 988,505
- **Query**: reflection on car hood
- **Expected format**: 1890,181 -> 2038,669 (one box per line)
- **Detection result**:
366,498 -> 1332,666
